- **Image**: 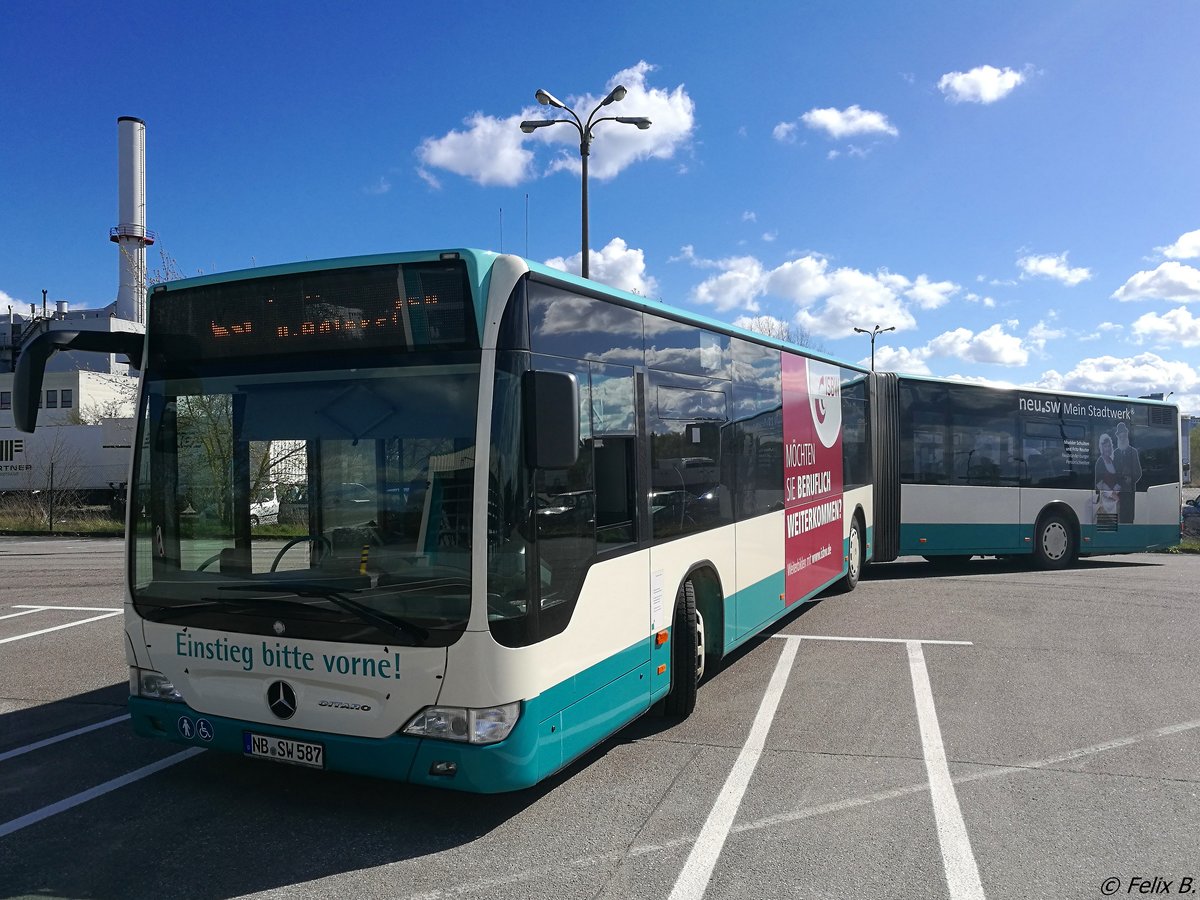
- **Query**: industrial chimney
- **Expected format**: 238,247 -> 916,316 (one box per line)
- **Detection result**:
111,116 -> 154,324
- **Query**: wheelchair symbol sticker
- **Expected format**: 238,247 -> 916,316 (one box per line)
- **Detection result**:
196,719 -> 214,742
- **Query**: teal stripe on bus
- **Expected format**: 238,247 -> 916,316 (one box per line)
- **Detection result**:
900,523 -> 1024,555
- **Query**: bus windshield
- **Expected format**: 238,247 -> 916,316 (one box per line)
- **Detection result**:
129,360 -> 479,646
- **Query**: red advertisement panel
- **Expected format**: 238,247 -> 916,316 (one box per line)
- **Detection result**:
782,355 -> 845,603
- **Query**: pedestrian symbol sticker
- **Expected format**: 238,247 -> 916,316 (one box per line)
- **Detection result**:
177,716 -> 194,739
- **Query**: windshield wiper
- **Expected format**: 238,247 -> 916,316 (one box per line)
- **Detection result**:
218,582 -> 430,644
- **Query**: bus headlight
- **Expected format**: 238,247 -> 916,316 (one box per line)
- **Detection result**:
132,668 -> 185,703
403,702 -> 520,745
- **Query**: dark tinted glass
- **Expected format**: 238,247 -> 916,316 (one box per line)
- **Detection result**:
842,372 -> 871,489
899,381 -> 949,484
645,317 -> 730,378
149,261 -> 477,369
648,371 -> 732,539
948,385 -> 1019,486
527,284 -> 643,366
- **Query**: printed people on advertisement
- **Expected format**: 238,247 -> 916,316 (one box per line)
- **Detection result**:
1094,432 -> 1119,521
1112,422 -> 1142,523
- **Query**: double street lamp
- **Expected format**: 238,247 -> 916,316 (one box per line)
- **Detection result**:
521,85 -> 651,279
853,324 -> 895,372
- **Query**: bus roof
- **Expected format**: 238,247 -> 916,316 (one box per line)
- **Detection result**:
149,248 -> 871,375
894,371 -> 1179,410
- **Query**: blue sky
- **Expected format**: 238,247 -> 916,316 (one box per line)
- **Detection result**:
3,2 -> 1199,412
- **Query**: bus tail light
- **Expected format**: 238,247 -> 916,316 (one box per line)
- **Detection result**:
403,702 -> 520,745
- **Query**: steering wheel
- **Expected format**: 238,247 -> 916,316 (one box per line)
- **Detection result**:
270,534 -> 333,572
197,552 -> 222,572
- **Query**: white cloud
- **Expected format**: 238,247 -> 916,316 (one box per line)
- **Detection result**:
901,274 -> 960,310
938,65 -> 1027,104
1017,252 -> 1092,286
1131,307 -> 1200,346
762,231 -> 778,243
742,211 -> 757,222
772,121 -> 799,143
800,105 -> 899,139
680,249 -> 967,339
1027,319 -> 1065,351
794,267 -> 917,338
416,112 -> 535,187
544,237 -> 658,296
1156,229 -> 1200,260
871,345 -> 932,375
690,255 -> 768,312
1031,353 -> 1200,398
964,292 -> 996,308
871,322 -> 1029,371
1112,261 -> 1200,302
416,61 -> 694,187
363,176 -> 392,196
540,62 -> 695,181
927,324 -> 1029,366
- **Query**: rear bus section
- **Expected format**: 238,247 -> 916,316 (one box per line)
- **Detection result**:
869,374 -> 1181,567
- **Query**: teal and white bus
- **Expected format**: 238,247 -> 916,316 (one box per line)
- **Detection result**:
867,374 -> 1181,568
14,249 -> 873,792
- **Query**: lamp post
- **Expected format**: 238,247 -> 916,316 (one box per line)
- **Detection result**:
853,324 -> 895,372
520,85 -> 651,280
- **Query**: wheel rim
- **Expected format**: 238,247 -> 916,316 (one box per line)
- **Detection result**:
1042,521 -> 1068,560
848,526 -> 861,580
694,607 -> 706,682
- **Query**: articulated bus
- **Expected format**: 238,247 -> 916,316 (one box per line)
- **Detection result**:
14,249 -> 872,792
867,374 -> 1181,569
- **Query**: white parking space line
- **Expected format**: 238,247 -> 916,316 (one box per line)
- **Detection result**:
773,633 -> 973,646
666,633 -> 979,900
0,608 -> 45,621
0,748 -> 204,838
668,634 -> 802,900
11,605 -> 123,612
0,714 -> 131,764
397,716 -> 1200,900
0,607 -> 122,644
907,640 -> 987,900
733,715 -> 1200,835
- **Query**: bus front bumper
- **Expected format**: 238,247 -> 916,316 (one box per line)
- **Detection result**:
128,696 -> 545,793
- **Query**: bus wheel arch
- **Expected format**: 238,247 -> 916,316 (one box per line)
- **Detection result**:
1033,503 -> 1079,570
664,564 -> 725,719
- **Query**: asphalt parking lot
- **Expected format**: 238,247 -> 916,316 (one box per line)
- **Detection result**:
1,535 -> 1197,900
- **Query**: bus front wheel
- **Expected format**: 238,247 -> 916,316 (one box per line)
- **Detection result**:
664,580 -> 704,720
1033,514 -> 1076,570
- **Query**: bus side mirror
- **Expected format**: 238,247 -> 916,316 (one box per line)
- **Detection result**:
523,370 -> 579,470
14,329 -> 146,432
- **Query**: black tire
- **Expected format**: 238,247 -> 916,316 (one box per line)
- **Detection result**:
833,515 -> 864,593
664,580 -> 703,720
250,514 -> 260,528
1033,513 -> 1076,570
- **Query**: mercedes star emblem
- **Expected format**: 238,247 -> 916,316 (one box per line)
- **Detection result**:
267,681 -> 297,720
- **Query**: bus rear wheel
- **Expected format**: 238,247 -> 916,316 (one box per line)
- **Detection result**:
834,515 -> 864,592
664,580 -> 704,720
1033,513 -> 1076,570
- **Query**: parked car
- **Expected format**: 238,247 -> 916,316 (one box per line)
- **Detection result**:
1183,497 -> 1200,536
249,484 -> 280,527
